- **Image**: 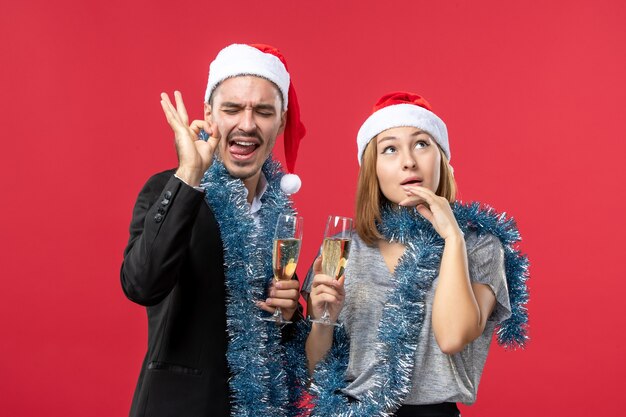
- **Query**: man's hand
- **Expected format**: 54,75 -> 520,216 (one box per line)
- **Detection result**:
160,91 -> 220,186
257,279 -> 301,321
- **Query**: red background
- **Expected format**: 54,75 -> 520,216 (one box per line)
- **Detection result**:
1,0 -> 625,415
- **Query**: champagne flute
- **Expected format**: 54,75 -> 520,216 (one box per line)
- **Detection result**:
309,215 -> 353,326
263,214 -> 303,324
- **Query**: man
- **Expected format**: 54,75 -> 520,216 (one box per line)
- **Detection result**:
121,44 -> 306,417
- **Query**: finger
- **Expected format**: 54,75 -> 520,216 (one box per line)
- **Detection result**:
402,184 -> 434,196
160,99 -> 174,123
312,281 -> 341,294
265,297 -> 298,309
311,274 -> 339,288
314,275 -> 345,295
313,293 -> 341,305
189,120 -> 207,138
207,119 -> 221,139
273,280 -> 300,291
160,95 -> 176,121
311,285 -> 341,299
205,119 -> 221,152
201,120 -> 214,140
337,275 -> 346,294
160,93 -> 180,121
255,301 -> 276,314
268,288 -> 299,301
160,92 -> 173,108
409,189 -> 453,216
174,91 -> 190,126
416,204 -> 435,223
398,195 -> 425,207
402,185 -> 437,204
160,100 -> 186,133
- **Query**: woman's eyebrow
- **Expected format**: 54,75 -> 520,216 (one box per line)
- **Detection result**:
411,129 -> 428,137
377,136 -> 397,144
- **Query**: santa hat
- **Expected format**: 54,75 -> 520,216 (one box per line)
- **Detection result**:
205,43 -> 305,194
356,91 -> 449,165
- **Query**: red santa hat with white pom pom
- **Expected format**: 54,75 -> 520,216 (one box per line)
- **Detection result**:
205,43 -> 306,194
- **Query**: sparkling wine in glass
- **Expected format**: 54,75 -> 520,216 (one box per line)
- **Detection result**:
310,215 -> 353,326
263,214 -> 303,324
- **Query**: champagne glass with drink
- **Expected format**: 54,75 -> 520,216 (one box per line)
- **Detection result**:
263,214 -> 303,324
310,215 -> 353,326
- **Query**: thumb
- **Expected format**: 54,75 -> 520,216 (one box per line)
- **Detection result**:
337,275 -> 345,289
207,120 -> 220,138
313,255 -> 323,275
205,120 -> 221,153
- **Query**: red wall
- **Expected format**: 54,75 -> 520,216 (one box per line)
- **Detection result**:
1,0 -> 624,415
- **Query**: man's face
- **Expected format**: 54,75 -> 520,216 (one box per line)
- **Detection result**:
205,76 -> 286,181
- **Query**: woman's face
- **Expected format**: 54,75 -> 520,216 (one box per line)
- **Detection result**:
375,126 -> 441,205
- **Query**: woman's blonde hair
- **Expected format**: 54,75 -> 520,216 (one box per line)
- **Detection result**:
355,138 -> 457,245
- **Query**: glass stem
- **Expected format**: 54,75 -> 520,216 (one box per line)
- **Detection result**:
321,303 -> 330,321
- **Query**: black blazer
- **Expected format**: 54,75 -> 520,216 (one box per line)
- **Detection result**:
121,170 -> 231,417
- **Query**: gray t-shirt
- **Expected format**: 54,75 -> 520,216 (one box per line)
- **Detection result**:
302,231 -> 511,405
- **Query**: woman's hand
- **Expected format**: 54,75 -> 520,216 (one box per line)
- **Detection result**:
309,256 -> 345,322
399,185 -> 463,241
305,257 -> 344,374
160,91 -> 220,186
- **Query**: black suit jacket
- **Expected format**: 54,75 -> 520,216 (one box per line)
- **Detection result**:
121,170 -> 231,417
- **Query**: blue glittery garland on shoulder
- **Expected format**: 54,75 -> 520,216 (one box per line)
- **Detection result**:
307,202 -> 530,416
450,202 -> 530,347
201,157 -> 298,416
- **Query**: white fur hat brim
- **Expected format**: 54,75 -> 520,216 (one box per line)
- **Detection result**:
356,103 -> 450,164
205,44 -> 290,110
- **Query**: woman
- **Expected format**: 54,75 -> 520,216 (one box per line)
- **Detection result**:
302,92 -> 529,416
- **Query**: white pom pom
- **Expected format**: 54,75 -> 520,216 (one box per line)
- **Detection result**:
280,174 -> 301,195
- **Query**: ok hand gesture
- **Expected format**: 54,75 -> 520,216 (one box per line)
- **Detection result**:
160,91 -> 220,186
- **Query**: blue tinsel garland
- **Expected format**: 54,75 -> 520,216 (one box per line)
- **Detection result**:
306,203 -> 530,417
201,157 -> 298,416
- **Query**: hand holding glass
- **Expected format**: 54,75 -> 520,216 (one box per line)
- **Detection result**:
310,215 -> 352,326
263,214 -> 303,324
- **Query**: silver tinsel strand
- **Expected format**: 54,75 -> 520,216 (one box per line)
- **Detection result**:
202,157 -> 299,416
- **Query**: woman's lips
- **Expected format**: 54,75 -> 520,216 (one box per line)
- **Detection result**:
401,178 -> 422,185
